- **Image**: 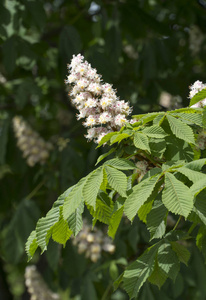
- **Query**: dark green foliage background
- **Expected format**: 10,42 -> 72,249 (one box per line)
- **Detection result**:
1,0 -> 206,299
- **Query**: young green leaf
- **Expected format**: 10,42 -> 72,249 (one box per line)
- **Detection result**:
95,148 -> 115,166
97,131 -> 118,147
87,196 -> 114,225
110,133 -> 132,144
189,88 -> 206,106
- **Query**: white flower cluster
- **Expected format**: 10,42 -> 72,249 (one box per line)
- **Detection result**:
135,160 -> 149,182
72,219 -> 115,262
65,54 -> 132,143
13,116 -> 53,167
189,80 -> 206,108
25,265 -> 60,300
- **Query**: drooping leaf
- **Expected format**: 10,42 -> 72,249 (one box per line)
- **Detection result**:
124,173 -> 161,221
95,148 -> 115,165
170,241 -> 191,266
162,172 -> 193,218
166,115 -> 195,144
104,165 -> 127,197
147,197 -> 167,240
63,178 -> 86,219
87,196 -> 114,225
97,131 -> 118,147
123,243 -> 159,298
83,167 -> 103,208
25,230 -> 38,261
108,206 -> 124,239
110,133 -> 131,144
67,201 -> 84,236
51,207 -> 73,245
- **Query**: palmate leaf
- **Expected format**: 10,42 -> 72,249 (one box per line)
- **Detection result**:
189,88 -> 206,106
67,201 -> 84,237
124,173 -> 162,221
166,115 -> 195,144
149,138 -> 166,158
147,198 -> 167,240
25,230 -> 38,261
142,125 -> 167,138
162,173 -> 193,218
104,158 -> 136,170
133,132 -> 150,152
123,243 -> 159,298
83,167 -> 103,209
104,165 -> 127,197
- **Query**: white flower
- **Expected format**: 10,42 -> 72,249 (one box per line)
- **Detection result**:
88,82 -> 102,95
85,98 -> 97,108
84,115 -> 97,127
100,96 -> 114,109
189,80 -> 206,108
99,112 -> 112,124
114,114 -> 127,127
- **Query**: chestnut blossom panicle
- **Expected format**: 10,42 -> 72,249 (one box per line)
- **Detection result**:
189,80 -> 206,108
72,219 -> 115,263
13,116 -> 53,167
65,54 -> 132,143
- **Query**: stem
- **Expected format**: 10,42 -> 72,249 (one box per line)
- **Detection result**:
25,180 -> 45,200
101,282 -> 113,300
172,216 -> 182,231
188,223 -> 196,235
143,151 -> 161,168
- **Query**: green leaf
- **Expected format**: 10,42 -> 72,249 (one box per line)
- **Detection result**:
177,166 -> 206,183
189,88 -> 206,106
142,125 -> 167,138
87,195 -> 114,225
67,201 -> 84,237
23,0 -> 46,29
196,226 -> 206,262
51,207 -> 72,245
147,198 -> 167,241
164,136 -> 193,162
104,158 -> 136,170
95,148 -> 115,165
170,112 -> 203,127
149,138 -> 166,158
166,115 -> 195,144
134,132 -> 150,152
104,165 -> 127,197
63,178 -> 86,219
110,133 -> 131,144
170,241 -> 190,266
123,243 -> 159,298
162,173 -> 193,218
138,198 -> 154,223
124,174 -> 161,221
25,230 -> 38,261
148,258 -> 167,289
97,131 -> 118,147
108,206 -> 124,239
36,205 -> 61,252
190,178 -> 206,197
83,167 -> 103,208
203,106 -> 206,129
184,158 -> 206,171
